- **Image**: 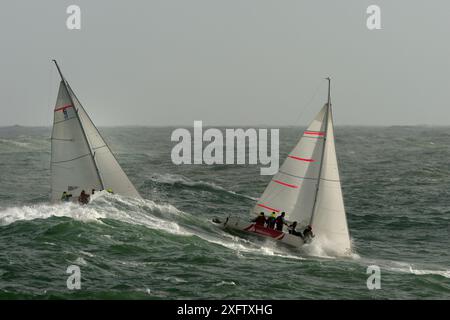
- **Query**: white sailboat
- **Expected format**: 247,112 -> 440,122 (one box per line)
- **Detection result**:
50,60 -> 142,203
215,78 -> 352,255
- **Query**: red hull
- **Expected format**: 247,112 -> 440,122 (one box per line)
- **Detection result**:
243,224 -> 285,240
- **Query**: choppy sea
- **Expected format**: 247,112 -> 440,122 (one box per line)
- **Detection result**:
0,125 -> 449,299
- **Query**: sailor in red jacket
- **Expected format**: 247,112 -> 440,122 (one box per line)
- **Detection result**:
252,212 -> 267,226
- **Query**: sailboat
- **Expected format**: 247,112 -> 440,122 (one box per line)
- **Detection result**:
214,78 -> 352,255
50,60 -> 142,203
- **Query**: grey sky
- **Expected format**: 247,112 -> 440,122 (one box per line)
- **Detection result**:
0,0 -> 449,127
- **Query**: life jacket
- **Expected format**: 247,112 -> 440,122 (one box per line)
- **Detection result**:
61,193 -> 70,201
268,216 -> 276,224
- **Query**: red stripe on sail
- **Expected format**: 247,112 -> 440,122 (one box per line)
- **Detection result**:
257,204 -> 280,213
55,104 -> 73,112
273,180 -> 299,189
288,156 -> 315,162
304,131 -> 325,136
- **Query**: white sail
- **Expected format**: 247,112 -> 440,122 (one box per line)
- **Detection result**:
50,81 -> 102,201
253,105 -> 327,226
252,78 -> 352,254
311,108 -> 351,253
66,84 -> 141,199
50,61 -> 141,201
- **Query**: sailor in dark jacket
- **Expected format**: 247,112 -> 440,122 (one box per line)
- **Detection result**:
252,212 -> 267,226
303,225 -> 315,241
78,190 -> 90,205
275,212 -> 288,231
288,221 -> 304,238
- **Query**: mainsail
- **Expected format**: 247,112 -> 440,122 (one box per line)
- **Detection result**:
253,78 -> 351,253
253,105 -> 327,225
50,60 -> 141,202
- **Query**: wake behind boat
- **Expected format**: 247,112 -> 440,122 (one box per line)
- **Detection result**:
214,78 -> 352,256
50,60 -> 142,204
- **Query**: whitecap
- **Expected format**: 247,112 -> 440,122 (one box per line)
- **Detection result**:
215,281 -> 236,286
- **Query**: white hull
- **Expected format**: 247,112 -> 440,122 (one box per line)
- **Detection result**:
217,216 -> 306,249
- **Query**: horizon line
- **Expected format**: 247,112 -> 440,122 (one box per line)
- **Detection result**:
1,124 -> 450,129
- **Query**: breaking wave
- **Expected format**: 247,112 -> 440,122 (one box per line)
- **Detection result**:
383,261 -> 450,279
0,194 -> 307,262
354,258 -> 450,280
0,195 -> 190,237
0,136 -> 49,153
1,194 -> 447,282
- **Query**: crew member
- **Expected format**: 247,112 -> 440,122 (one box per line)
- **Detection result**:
61,191 -> 72,202
275,212 -> 288,231
252,212 -> 267,226
78,190 -> 90,205
288,221 -> 304,238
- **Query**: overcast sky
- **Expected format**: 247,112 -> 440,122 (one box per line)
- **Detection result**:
0,0 -> 449,126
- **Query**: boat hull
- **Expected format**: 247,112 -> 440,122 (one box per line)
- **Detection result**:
217,216 -> 306,248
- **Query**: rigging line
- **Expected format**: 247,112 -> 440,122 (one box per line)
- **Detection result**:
93,145 -> 107,150
47,61 -> 54,119
278,170 -> 318,181
302,135 -> 325,140
320,178 -> 341,183
53,117 -> 77,124
49,61 -> 56,197
51,153 -> 90,164
309,78 -> 331,225
291,79 -> 325,134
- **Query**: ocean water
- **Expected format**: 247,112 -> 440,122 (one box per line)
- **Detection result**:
0,125 -> 449,299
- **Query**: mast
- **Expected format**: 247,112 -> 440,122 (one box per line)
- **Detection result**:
309,77 -> 331,225
52,59 -> 105,190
